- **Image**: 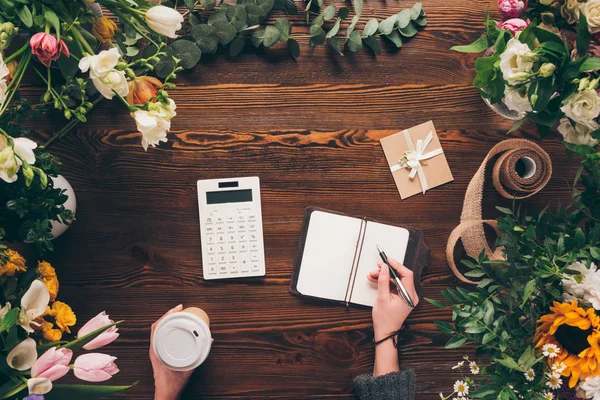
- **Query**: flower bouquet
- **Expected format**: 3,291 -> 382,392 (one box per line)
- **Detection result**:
428,146 -> 600,399
452,0 -> 600,147
0,247 -> 134,399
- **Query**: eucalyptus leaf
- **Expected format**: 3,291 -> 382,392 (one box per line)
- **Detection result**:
226,5 -> 247,31
252,29 -> 265,47
347,30 -> 363,52
191,24 -> 219,54
363,35 -> 381,54
323,5 -> 336,20
309,25 -> 326,46
245,4 -> 267,25
288,37 -> 300,58
346,15 -> 359,38
275,18 -> 292,42
208,10 -> 228,25
212,20 -> 237,45
397,9 -> 411,29
352,0 -> 363,17
326,18 -> 341,39
378,15 -> 397,35
410,2 -> 422,20
263,25 -> 281,47
185,0 -> 197,10
229,36 -> 246,56
327,37 -> 343,55
399,21 -> 418,37
385,30 -> 402,48
125,46 -> 140,57
338,7 -> 349,19
362,18 -> 379,37
171,39 -> 202,69
257,0 -> 275,13
414,16 -> 427,27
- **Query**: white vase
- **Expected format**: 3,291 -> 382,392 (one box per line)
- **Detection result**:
50,175 -> 77,239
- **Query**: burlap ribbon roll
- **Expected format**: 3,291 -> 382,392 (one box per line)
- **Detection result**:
446,139 -> 553,284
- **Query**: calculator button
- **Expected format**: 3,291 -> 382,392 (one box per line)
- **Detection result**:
217,235 -> 226,243
226,216 -> 235,223
240,254 -> 250,272
250,252 -> 259,262
207,255 -> 216,264
218,255 -> 227,264
216,216 -> 225,224
228,243 -> 237,252
238,215 -> 246,222
227,224 -> 236,233
249,233 -> 258,241
206,226 -> 215,234
207,265 -> 217,274
248,223 -> 257,231
251,262 -> 260,272
239,242 -> 248,252
206,217 -> 214,224
207,245 -> 216,254
219,265 -> 228,274
227,234 -> 236,242
229,254 -> 238,263
216,225 -> 225,233
250,242 -> 259,252
238,224 -> 247,231
218,245 -> 226,253
247,214 -> 257,221
206,235 -> 216,244
238,233 -> 247,242
229,262 -> 239,273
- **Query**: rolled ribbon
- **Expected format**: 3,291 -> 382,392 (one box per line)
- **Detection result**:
390,130 -> 444,194
446,139 -> 553,284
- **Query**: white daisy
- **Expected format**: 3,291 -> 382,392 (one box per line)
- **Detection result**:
469,361 -> 480,375
546,372 -> 562,390
452,361 -> 464,370
524,368 -> 535,381
551,362 -> 567,374
542,391 -> 554,400
453,380 -> 469,397
542,343 -> 560,358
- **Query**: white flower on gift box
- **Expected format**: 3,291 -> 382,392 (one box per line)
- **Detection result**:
453,380 -> 469,396
131,99 -> 177,151
17,280 -> 50,333
6,338 -> 38,371
524,368 -> 535,381
0,135 -> 37,183
561,89 -> 600,129
79,48 -> 129,100
583,0 -> 600,34
542,343 -> 560,358
578,375 -> 600,399
145,6 -> 184,38
500,39 -> 535,85
503,86 -> 533,113
562,261 -> 600,310
557,117 -> 600,147
546,372 -> 563,390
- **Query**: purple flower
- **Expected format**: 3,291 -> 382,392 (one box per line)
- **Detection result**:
23,395 -> 44,400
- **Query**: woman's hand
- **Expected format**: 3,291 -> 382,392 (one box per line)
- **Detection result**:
150,305 -> 194,400
367,259 -> 419,377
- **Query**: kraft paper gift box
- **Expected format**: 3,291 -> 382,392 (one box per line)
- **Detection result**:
380,120 -> 453,200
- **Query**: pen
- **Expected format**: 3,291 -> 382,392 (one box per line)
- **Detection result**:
376,244 -> 415,308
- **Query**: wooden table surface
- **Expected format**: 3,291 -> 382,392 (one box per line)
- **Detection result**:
22,0 -> 581,398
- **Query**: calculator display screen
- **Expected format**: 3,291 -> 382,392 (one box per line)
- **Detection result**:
206,189 -> 253,204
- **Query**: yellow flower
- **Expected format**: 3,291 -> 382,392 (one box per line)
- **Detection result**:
40,320 -> 62,342
0,250 -> 27,276
92,17 -> 117,43
38,261 -> 59,302
535,300 -> 600,388
46,302 -> 76,334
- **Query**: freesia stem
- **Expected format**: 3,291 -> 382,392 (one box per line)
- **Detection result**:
0,51 -> 31,117
44,96 -> 104,147
0,383 -> 26,400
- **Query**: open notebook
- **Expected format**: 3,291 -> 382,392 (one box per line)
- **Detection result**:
290,208 -> 429,307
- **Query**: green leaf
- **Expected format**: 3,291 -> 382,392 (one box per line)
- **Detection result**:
410,2 -> 422,20
275,18 -> 291,42
326,18 -> 341,39
579,57 -> 600,71
434,321 -> 455,334
16,5 -> 33,27
226,5 -> 247,31
263,25 -> 280,47
63,321 -> 122,352
496,356 -> 523,371
521,279 -> 536,307
346,30 -> 362,52
345,15 -> 359,38
578,12 -> 591,57
327,37 -> 343,55
362,18 -> 379,37
352,0 -> 363,16
451,35 -> 489,53
257,0 -> 275,13
529,78 -> 553,112
481,332 -> 495,345
496,206 -> 513,215
251,29 -> 265,47
424,297 -> 446,309
378,15 -> 397,35
185,0 -> 197,10
590,247 -> 600,260
414,16 -> 427,27
245,4 -> 267,25
445,336 -> 467,349
171,39 -> 202,69
191,24 -> 219,54
534,26 -> 563,44
323,5 -> 336,20
229,36 -> 245,56
338,7 -> 349,19
575,227 -> 586,248
518,21 -> 536,48
287,37 -> 300,58
465,324 -> 486,334
363,35 -> 381,54
212,21 -> 237,45
385,30 -> 402,48
399,21 -> 418,37
46,382 -> 138,400
208,10 -> 228,25
309,24 -> 326,46
58,53 -> 79,80
43,9 -> 61,40
397,9 -> 411,29
0,309 -> 18,333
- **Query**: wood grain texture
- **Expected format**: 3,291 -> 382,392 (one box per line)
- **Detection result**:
18,0 -> 581,398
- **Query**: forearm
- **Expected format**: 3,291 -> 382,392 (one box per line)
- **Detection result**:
373,339 -> 400,377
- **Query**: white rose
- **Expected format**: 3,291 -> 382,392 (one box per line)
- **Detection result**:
500,39 -> 535,85
557,117 -> 600,146
78,48 -> 121,78
145,6 -> 184,38
91,69 -> 129,100
561,0 -> 582,25
0,136 -> 37,183
503,86 -> 533,113
583,0 -> 600,34
561,89 -> 600,127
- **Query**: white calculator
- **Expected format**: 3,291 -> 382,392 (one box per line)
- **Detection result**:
197,177 -> 266,280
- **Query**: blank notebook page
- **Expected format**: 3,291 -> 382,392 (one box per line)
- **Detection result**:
350,221 -> 410,307
296,211 -> 363,301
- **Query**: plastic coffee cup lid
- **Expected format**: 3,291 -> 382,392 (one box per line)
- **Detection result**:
153,312 -> 212,371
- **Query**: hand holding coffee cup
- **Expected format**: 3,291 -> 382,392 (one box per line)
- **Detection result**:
150,305 -> 213,400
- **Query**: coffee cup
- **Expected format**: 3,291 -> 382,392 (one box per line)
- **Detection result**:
152,307 -> 212,371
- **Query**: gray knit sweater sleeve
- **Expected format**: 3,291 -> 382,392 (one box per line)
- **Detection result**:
354,369 -> 415,400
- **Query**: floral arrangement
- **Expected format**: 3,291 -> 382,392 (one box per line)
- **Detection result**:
427,145 -> 600,399
0,247 -> 134,399
452,0 -> 600,146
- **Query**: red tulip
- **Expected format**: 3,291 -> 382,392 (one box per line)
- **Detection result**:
29,33 -> 70,67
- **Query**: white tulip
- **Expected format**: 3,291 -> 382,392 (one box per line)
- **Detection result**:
7,338 -> 38,371
17,280 -> 50,333
132,99 -> 177,151
557,117 -> 600,147
145,6 -> 184,38
503,86 -> 533,113
500,39 -> 535,85
561,89 -> 600,128
91,69 -> 129,100
28,377 -> 53,395
79,48 -> 121,78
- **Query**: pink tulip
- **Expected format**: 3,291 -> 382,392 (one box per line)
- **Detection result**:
73,353 -> 119,382
497,18 -> 530,36
77,312 -> 119,350
31,347 -> 72,381
29,32 -> 70,67
498,0 -> 527,19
